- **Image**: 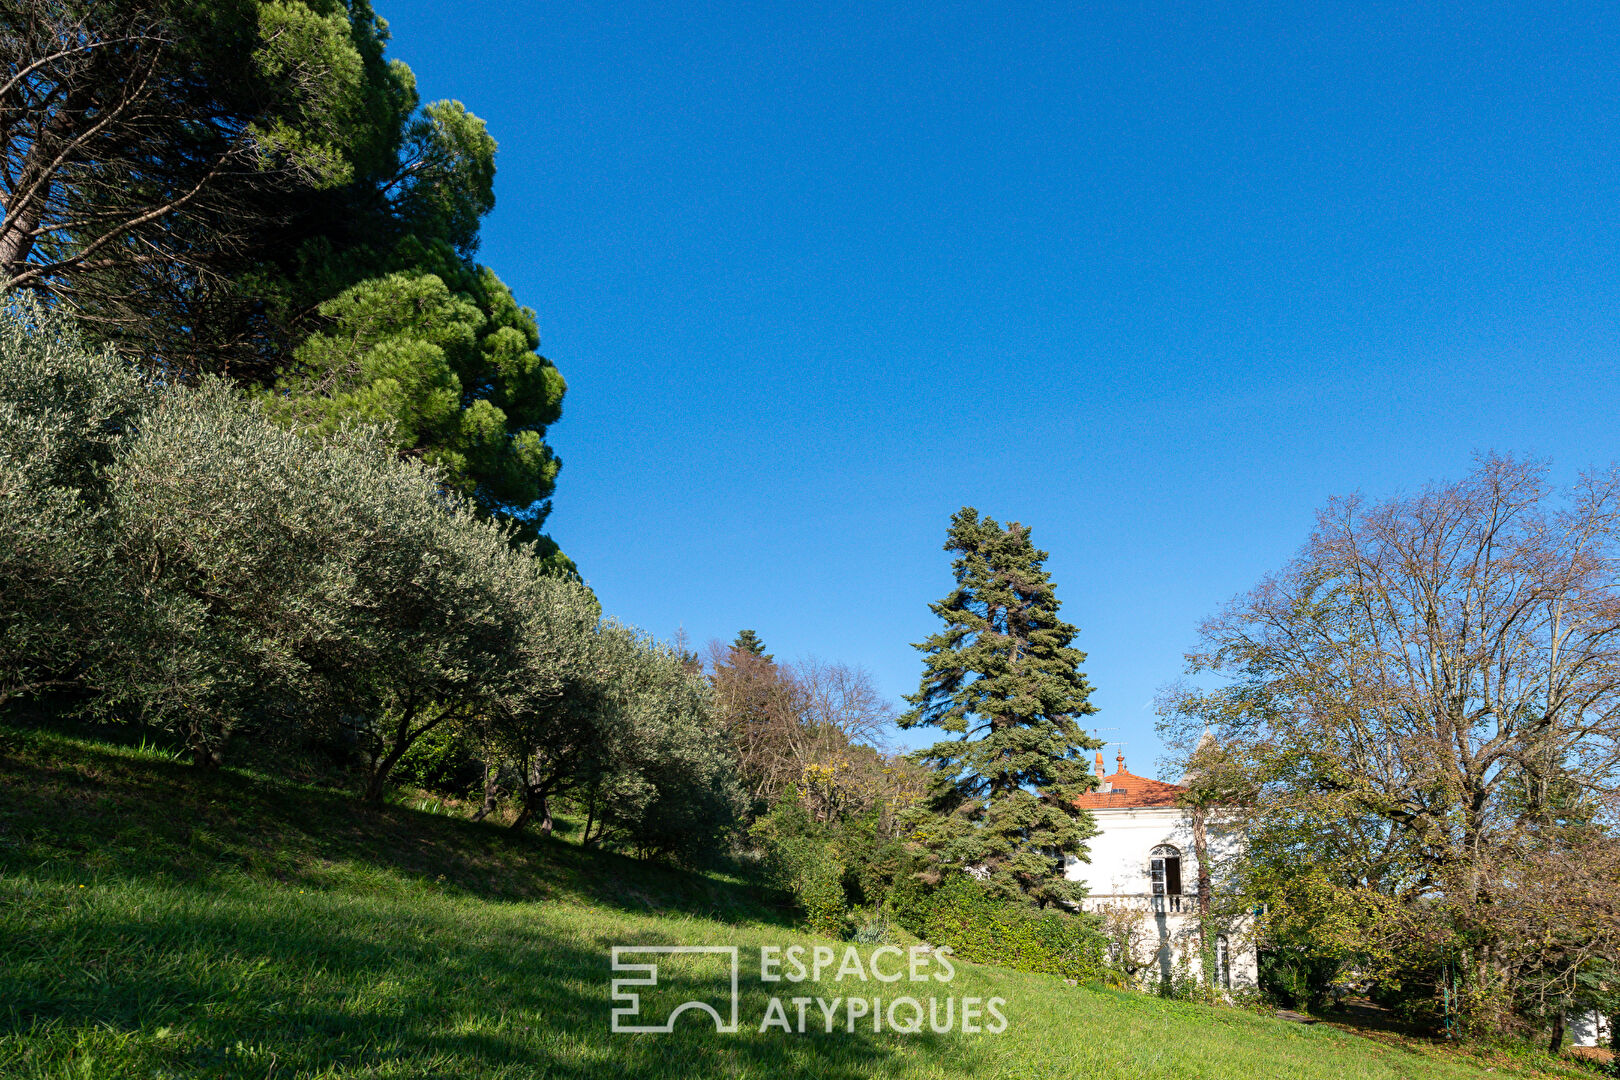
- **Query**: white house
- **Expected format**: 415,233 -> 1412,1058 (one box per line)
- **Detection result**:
1064,751 -> 1258,989
1571,1009 -> 1611,1048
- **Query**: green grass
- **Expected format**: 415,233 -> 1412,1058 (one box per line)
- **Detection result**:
0,728 -> 1590,1079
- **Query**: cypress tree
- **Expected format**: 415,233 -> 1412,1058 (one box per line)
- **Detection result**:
900,507 -> 1101,906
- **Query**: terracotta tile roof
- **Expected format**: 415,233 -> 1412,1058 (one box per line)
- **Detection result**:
1074,766 -> 1185,809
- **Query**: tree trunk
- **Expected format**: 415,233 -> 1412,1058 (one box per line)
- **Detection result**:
1549,1009 -> 1565,1054
186,718 -> 221,769
0,130 -> 55,278
470,758 -> 501,822
581,787 -> 597,848
511,755 -> 541,831
1190,805 -> 1212,941
366,718 -> 414,803
1,88 -> 92,285
0,201 -> 40,282
365,706 -> 451,803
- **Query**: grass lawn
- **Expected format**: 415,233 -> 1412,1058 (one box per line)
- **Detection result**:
0,728 -> 1600,1079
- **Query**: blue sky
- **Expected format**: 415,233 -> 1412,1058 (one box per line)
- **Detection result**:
378,0 -> 1620,773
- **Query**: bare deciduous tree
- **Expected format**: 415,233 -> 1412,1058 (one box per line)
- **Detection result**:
706,642 -> 897,814
1165,454 -> 1620,1034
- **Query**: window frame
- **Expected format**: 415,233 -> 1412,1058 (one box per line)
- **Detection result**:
1149,844 -> 1182,897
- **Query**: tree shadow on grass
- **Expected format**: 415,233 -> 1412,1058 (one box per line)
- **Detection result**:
0,889 -> 972,1079
0,732 -> 797,930
0,732 -> 1018,1076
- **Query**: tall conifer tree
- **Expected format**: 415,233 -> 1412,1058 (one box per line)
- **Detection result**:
732,629 -> 772,661
900,507 -> 1101,906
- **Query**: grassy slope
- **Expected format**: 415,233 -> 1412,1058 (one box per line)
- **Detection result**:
0,730 -> 1587,1080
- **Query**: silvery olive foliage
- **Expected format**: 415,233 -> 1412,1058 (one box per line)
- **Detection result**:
0,297 -> 144,707
577,628 -> 745,862
0,303 -> 740,857
471,616 -> 743,860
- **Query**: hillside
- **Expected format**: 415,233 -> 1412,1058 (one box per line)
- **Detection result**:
0,728 -> 1592,1080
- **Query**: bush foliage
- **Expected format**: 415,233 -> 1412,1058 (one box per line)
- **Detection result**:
0,301 -> 737,860
893,875 -> 1107,982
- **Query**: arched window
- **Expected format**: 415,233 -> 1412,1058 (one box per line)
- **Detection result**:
1215,935 -> 1232,989
1150,844 -> 1182,900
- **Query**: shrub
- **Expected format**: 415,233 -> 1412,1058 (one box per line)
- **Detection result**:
1258,949 -> 1343,1010
751,796 -> 849,937
834,808 -> 911,909
894,875 -> 1106,982
0,298 -> 145,711
850,910 -> 894,945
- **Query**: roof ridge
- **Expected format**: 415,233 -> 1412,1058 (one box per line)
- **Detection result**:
1075,769 -> 1185,809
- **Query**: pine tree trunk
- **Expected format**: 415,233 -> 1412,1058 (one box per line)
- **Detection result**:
1549,1009 -> 1565,1054
0,103 -> 69,282
0,202 -> 41,282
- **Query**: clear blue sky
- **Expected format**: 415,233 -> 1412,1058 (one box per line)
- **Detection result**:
379,0 -> 1620,774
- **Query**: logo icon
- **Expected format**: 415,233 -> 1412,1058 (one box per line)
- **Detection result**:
610,945 -> 740,1033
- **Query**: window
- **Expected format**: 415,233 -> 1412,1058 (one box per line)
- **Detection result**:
1215,935 -> 1232,989
1149,844 -> 1182,897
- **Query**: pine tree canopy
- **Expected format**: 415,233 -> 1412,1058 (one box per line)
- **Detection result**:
900,507 -> 1101,906
732,629 -> 772,661
1,0 -> 570,565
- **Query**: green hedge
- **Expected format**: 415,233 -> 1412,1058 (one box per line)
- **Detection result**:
894,875 -> 1106,982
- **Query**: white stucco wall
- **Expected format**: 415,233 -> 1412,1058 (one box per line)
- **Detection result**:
1064,805 -> 1257,989
1064,806 -> 1244,896
1571,1009 -> 1611,1048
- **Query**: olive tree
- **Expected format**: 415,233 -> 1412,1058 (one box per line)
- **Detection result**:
473,621 -> 743,859
0,298 -> 143,707
581,632 -> 744,862
82,338 -> 579,780
100,379 -> 384,764
477,611 -> 621,834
